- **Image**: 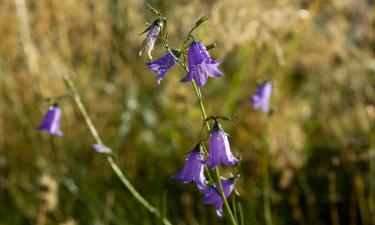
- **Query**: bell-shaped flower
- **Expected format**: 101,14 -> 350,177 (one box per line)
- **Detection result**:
249,81 -> 273,113
206,122 -> 239,169
92,144 -> 112,154
172,144 -> 207,188
201,177 -> 236,217
37,104 -> 64,136
181,41 -> 224,86
146,52 -> 177,85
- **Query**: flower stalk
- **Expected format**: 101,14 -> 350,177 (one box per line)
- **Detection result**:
192,82 -> 238,225
144,4 -> 239,223
160,23 -> 238,225
61,74 -> 172,225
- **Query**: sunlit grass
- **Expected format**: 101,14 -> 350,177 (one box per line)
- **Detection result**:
0,0 -> 374,224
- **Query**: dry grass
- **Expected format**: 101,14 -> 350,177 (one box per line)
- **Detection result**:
0,0 -> 374,224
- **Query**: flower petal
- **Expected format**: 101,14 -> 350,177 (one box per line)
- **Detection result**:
92,144 -> 112,154
146,53 -> 176,84
249,81 -> 273,113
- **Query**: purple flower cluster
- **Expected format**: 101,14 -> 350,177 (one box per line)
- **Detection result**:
172,121 -> 239,216
146,39 -> 240,216
146,41 -> 223,86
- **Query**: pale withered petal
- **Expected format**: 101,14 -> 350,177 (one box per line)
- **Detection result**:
139,18 -> 164,60
92,144 -> 112,154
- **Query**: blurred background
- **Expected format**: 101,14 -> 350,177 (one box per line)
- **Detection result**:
0,0 -> 374,224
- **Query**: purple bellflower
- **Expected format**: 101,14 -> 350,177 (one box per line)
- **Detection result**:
206,122 -> 239,169
172,144 -> 207,188
37,104 -> 64,136
181,41 -> 224,86
92,144 -> 112,154
249,81 -> 273,113
201,177 -> 236,216
146,52 -> 177,85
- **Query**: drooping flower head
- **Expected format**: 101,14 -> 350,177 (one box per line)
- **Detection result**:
206,121 -> 239,169
249,81 -> 273,113
139,18 -> 165,60
181,41 -> 224,86
146,51 -> 178,85
37,104 -> 64,136
201,177 -> 236,216
92,144 -> 112,154
172,144 -> 207,188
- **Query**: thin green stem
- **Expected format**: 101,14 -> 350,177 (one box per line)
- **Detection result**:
214,168 -> 238,225
61,74 -> 172,225
263,147 -> 273,225
191,81 -> 237,225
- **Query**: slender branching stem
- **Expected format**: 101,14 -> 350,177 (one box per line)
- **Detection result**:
61,74 -> 172,225
159,10 -> 238,224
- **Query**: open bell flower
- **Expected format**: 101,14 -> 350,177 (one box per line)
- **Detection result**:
249,81 -> 273,113
201,177 -> 236,217
37,104 -> 64,136
146,52 -> 177,85
181,41 -> 224,86
172,144 -> 207,188
206,122 -> 239,169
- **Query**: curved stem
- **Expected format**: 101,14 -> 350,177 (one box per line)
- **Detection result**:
61,74 -> 172,225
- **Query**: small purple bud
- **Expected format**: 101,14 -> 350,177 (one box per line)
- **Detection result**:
249,81 -> 273,113
146,52 -> 177,85
172,144 -> 207,188
181,41 -> 224,86
206,122 -> 239,169
201,177 -> 236,217
37,104 -> 64,136
92,144 -> 112,154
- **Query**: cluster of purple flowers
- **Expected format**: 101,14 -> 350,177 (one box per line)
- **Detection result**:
146,40 -> 273,113
146,40 -> 239,215
145,38 -> 273,216
146,41 -> 223,86
36,27 -> 274,219
172,121 -> 239,216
